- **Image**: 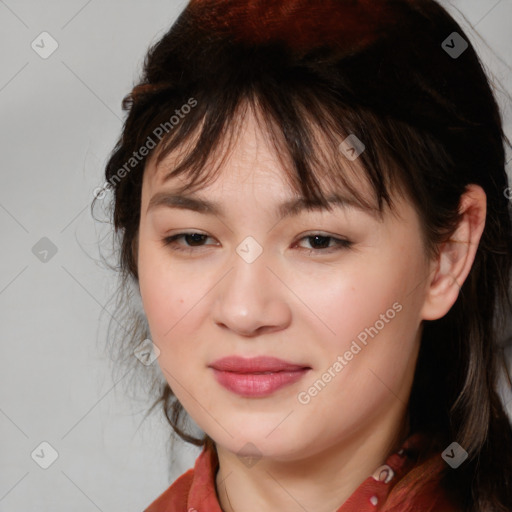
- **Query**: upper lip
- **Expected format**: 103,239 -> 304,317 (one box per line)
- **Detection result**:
209,356 -> 310,373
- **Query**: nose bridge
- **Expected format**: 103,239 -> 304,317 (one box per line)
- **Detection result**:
230,237 -> 270,298
212,237 -> 291,335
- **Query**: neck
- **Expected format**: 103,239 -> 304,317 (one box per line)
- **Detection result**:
214,407 -> 410,512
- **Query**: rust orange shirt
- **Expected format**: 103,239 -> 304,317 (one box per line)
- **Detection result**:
144,434 -> 462,512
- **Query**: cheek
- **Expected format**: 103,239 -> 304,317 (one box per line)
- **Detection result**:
138,234 -> 188,313
138,240 -> 186,340
333,265 -> 423,400
137,237 -> 217,372
289,258 -> 408,349
295,245 -> 425,384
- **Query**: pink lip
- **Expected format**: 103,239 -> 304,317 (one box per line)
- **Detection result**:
209,356 -> 311,397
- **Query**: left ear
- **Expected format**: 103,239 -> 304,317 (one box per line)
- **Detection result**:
420,184 -> 487,321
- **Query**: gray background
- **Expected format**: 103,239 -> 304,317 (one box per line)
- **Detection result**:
1,1 -> 511,511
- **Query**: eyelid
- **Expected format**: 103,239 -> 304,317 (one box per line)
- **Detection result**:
293,232 -> 353,252
162,231 -> 216,248
161,230 -> 353,255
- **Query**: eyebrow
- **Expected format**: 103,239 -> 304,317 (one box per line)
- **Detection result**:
147,191 -> 381,219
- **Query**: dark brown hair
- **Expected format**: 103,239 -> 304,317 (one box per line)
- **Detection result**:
97,0 -> 512,510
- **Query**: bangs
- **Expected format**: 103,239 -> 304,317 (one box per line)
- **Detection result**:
145,84 -> 410,224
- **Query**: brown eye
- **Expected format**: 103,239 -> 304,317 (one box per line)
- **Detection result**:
161,231 -> 353,256
295,233 -> 353,254
162,232 -> 217,253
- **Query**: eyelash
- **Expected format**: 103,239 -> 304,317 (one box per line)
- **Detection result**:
161,232 -> 353,255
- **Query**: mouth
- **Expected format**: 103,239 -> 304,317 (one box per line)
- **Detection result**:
209,355 -> 310,373
209,356 -> 311,397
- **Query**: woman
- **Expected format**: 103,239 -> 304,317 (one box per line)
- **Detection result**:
99,0 -> 512,510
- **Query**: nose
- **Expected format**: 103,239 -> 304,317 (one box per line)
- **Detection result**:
211,249 -> 292,337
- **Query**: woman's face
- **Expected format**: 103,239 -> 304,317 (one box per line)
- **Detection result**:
137,110 -> 435,461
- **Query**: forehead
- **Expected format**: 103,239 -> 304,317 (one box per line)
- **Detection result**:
139,106 -> 421,230
145,109 -> 290,188
143,107 -> 377,208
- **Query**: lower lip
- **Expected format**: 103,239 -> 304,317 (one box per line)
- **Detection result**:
211,368 -> 310,397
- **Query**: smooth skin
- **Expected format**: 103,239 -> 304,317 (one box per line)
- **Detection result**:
136,107 -> 486,512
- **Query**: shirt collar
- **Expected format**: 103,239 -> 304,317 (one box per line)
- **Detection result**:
186,433 -> 427,512
145,432 -> 455,512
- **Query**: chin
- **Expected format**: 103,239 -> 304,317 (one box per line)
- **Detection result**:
213,427 -> 303,460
